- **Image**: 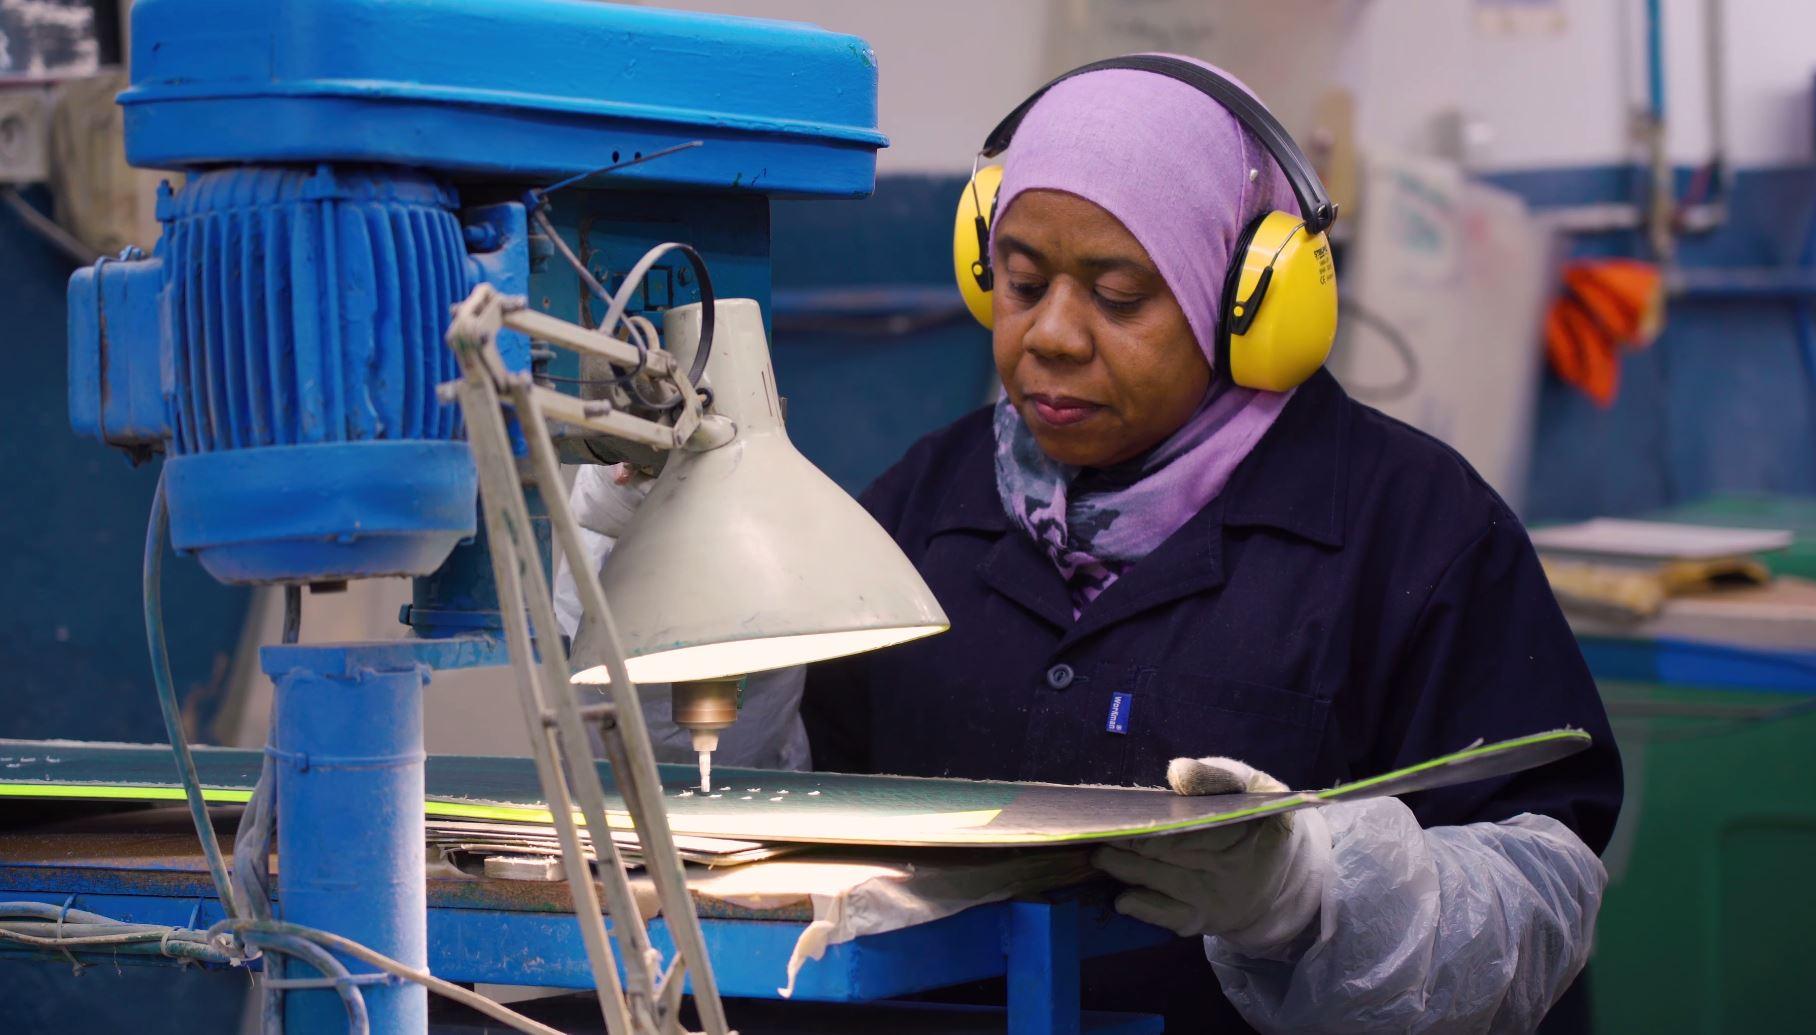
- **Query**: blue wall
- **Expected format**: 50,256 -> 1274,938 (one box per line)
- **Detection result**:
769,174 -> 997,495
0,187 -> 253,1034
0,188 -> 249,745
1491,165 -> 1816,522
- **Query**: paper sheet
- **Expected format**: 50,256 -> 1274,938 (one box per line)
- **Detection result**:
1531,519 -> 1795,561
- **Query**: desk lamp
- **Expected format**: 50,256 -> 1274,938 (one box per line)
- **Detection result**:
570,300 -> 949,783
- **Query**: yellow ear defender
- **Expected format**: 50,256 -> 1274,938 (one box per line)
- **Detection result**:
952,162 -> 1003,328
952,54 -> 1339,393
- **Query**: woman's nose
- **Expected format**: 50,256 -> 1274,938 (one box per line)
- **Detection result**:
1021,281 -> 1094,363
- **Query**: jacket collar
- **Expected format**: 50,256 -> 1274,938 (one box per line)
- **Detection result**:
926,371 -> 1351,633
1219,368 -> 1350,549
926,428 -> 1011,538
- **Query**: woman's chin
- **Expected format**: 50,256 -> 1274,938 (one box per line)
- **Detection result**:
1029,425 -> 1118,468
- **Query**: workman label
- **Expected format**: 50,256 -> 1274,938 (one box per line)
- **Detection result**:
1106,692 -> 1132,734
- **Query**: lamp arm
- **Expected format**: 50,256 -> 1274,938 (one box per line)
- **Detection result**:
444,282 -> 733,1035
445,284 -> 733,453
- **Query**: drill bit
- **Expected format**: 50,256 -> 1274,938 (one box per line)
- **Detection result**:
698,750 -> 712,794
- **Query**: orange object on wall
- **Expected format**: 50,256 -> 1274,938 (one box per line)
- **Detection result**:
1543,259 -> 1665,407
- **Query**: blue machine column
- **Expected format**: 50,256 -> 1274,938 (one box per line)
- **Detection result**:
268,651 -> 430,1032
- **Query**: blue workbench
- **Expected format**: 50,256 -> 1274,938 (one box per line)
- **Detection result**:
0,810 -> 1169,1034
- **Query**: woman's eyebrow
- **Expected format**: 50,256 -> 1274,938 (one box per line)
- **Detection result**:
1077,255 -> 1156,278
996,234 -> 1045,264
998,234 -> 1154,279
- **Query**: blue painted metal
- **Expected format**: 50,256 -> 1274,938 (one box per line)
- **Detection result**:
462,201 -> 533,372
259,636 -> 510,679
1668,267 -> 1816,299
1009,899 -> 1083,1035
1795,201 -> 1816,388
267,649 -> 429,1033
0,878 -> 1169,1031
163,442 -> 477,585
119,0 -> 884,198
406,488 -> 549,641
67,248 -> 165,453
66,164 -> 486,585
154,166 -> 472,455
1579,636 -> 1816,693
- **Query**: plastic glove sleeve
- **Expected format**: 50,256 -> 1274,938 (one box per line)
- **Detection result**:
571,462 -> 651,539
1205,797 -> 1606,1034
553,524 -> 612,639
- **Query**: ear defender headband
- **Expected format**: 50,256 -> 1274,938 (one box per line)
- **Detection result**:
951,54 -> 1340,393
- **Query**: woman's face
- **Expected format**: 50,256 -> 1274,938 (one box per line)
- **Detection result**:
992,189 -> 1210,468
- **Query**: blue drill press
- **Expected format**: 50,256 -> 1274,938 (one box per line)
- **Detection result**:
64,2 -> 891,1031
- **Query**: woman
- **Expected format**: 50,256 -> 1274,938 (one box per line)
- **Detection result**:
799,58 -> 1620,1032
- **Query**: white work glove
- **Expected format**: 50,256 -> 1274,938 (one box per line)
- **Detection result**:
570,461 -> 654,539
1093,757 -> 1333,955
557,462 -> 656,639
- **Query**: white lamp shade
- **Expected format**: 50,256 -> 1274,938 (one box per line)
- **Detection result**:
571,299 -> 949,685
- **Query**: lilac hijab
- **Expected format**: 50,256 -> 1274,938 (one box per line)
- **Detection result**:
991,57 -> 1300,613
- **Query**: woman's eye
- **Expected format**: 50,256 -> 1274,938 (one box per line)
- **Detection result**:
1095,291 -> 1144,314
1006,278 -> 1046,303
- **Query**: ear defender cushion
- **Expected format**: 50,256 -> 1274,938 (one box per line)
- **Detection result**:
952,164 -> 1005,329
1220,211 -> 1339,392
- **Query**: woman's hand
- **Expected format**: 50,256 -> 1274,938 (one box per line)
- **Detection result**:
571,462 -> 655,539
1092,757 -> 1332,954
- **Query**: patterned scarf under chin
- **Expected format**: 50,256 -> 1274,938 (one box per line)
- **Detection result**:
994,383 -> 1292,615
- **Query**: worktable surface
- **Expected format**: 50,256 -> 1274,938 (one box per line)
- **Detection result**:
0,801 -> 1171,1009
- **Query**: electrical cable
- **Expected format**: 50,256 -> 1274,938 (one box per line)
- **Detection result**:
145,470 -> 243,921
242,930 -> 370,1035
534,210 -> 718,396
1,186 -> 101,265
531,205 -> 615,320
0,903 -> 236,964
231,584 -> 299,1023
209,919 -> 565,1035
529,207 -> 685,410
535,140 -> 703,200
282,584 -> 302,645
600,241 -> 717,389
1334,296 -> 1420,403
0,924 -> 232,964
0,901 -> 563,1033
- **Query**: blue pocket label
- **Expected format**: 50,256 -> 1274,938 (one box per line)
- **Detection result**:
1106,692 -> 1132,734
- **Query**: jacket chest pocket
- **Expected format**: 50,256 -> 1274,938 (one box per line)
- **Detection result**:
1105,669 -> 1332,790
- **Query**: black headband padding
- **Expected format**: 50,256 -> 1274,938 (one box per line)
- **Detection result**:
980,54 -> 1337,235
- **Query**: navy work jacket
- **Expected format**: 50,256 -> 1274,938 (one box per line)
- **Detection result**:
802,370 -> 1621,1031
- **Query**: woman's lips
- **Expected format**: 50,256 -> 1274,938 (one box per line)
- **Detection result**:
1026,393 -> 1103,428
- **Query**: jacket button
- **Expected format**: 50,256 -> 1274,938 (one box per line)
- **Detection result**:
1045,663 -> 1075,690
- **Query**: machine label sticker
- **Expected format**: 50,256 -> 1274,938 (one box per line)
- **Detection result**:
1106,692 -> 1132,735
